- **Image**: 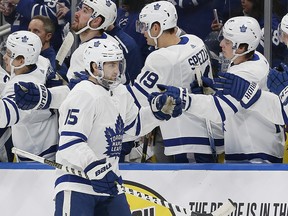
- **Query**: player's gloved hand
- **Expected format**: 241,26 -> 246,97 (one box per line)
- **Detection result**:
14,82 -> 51,110
157,84 -> 191,111
46,71 -> 64,88
267,63 -> 288,105
213,72 -> 261,109
190,80 -> 203,94
68,71 -> 89,90
148,91 -> 182,120
84,158 -> 122,196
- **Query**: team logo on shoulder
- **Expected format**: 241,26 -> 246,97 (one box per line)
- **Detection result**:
104,115 -> 124,158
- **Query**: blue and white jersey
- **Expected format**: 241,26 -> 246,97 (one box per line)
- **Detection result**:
54,80 -> 160,196
186,51 -> 285,163
128,34 -> 224,156
0,64 -> 58,161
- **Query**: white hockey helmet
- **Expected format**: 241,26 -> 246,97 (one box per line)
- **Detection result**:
83,39 -> 125,89
6,30 -> 42,66
278,13 -> 288,45
220,16 -> 261,55
136,1 -> 177,35
75,0 -> 117,34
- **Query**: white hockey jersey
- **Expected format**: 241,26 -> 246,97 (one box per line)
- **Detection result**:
54,80 -> 161,196
66,33 -> 122,81
1,63 -> 58,161
0,66 -> 10,93
186,52 -> 285,163
128,34 -> 224,155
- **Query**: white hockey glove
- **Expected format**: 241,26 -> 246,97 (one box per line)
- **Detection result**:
84,158 -> 122,196
14,82 -> 52,110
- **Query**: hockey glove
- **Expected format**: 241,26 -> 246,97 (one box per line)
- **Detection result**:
213,72 -> 261,109
14,82 -> 51,110
46,71 -> 64,88
149,92 -> 181,120
68,71 -> 89,90
267,63 -> 288,105
190,80 -> 203,94
84,158 -> 122,196
157,84 -> 191,111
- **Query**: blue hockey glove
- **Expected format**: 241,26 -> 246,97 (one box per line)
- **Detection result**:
190,80 -> 203,94
46,71 -> 64,88
267,63 -> 288,105
68,71 -> 89,90
84,158 -> 122,196
149,92 -> 182,120
14,82 -> 51,110
157,84 -> 191,111
213,72 -> 261,109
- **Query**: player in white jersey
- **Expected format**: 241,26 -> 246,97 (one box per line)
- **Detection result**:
127,1 -> 224,162
161,16 -> 285,163
0,66 -> 12,161
2,30 -> 58,161
54,39 -> 182,215
202,13 -> 288,125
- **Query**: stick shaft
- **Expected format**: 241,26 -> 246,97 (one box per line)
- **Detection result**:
11,147 -> 235,216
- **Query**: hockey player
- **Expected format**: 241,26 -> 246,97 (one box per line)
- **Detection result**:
2,30 -> 59,161
161,16 -> 285,163
54,38 -> 182,215
129,1 -> 224,162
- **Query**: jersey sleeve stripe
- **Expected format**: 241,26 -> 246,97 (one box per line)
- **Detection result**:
217,94 -> 238,113
60,131 -> 87,141
133,82 -> 150,99
126,85 -> 141,109
124,114 -> 141,136
58,138 -> 84,151
213,95 -> 226,122
3,97 -> 20,126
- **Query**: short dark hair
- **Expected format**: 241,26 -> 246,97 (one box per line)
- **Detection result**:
31,15 -> 55,35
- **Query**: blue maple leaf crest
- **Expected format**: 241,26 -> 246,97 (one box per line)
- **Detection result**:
22,35 -> 28,43
94,41 -> 101,47
239,25 -> 247,33
154,3 -> 161,10
104,115 -> 124,158
106,0 -> 111,7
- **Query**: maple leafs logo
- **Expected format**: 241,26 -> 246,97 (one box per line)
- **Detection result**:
239,24 -> 247,33
104,115 -> 124,158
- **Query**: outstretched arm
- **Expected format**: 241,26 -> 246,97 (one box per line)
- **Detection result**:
211,71 -> 285,125
14,72 -> 89,110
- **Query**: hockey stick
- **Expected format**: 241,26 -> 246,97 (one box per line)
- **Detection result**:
55,31 -> 75,85
11,147 -> 235,216
195,65 -> 217,162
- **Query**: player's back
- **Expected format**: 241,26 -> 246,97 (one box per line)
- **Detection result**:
130,34 -> 224,158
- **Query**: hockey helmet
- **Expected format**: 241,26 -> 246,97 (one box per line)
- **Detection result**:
6,30 -> 41,66
219,16 -> 261,55
75,0 -> 117,34
83,39 -> 125,89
